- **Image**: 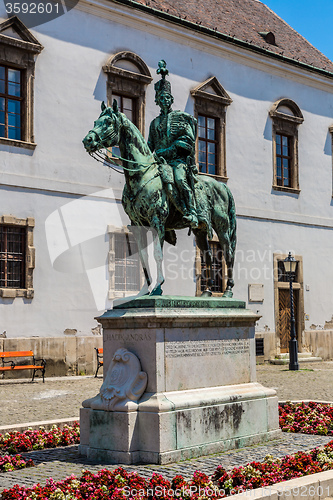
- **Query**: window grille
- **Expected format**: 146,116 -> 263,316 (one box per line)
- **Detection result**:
0,225 -> 26,288
114,232 -> 140,292
255,338 -> 264,356
200,241 -> 224,293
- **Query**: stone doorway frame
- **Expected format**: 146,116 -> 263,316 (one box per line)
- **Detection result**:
273,253 -> 305,354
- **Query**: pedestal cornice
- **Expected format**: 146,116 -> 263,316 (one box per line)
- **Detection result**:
96,295 -> 260,329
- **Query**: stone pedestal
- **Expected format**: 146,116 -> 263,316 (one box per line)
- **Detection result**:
79,296 -> 280,464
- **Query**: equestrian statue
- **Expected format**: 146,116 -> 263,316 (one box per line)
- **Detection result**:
82,60 -> 236,298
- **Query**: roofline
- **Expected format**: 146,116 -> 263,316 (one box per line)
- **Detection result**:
110,0 -> 333,80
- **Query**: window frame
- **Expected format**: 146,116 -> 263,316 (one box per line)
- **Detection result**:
0,64 -> 24,141
107,225 -> 144,300
191,76 -> 232,182
0,16 -> 43,149
270,99 -> 304,194
197,114 -> 219,176
0,224 -> 26,288
275,133 -> 293,188
0,215 -> 35,299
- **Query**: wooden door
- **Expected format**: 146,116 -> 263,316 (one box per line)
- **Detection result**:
278,288 -> 298,352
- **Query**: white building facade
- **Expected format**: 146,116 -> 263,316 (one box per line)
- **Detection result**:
1,0 -> 333,364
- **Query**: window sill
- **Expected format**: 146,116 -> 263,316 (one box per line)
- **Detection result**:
108,290 -> 140,300
272,185 -> 300,195
0,137 -> 37,150
0,288 -> 34,298
198,173 -> 228,183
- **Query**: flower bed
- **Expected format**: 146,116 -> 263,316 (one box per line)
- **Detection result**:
279,401 -> 333,435
2,441 -> 333,499
0,423 -> 80,454
0,454 -> 34,473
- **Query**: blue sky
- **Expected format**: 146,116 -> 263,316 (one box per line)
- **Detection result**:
262,0 -> 333,62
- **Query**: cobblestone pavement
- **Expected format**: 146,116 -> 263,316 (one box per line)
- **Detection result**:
1,362 -> 333,493
257,361 -> 333,402
0,375 -> 102,426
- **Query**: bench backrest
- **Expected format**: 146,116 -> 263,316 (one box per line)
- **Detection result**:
0,351 -> 34,358
95,348 -> 103,355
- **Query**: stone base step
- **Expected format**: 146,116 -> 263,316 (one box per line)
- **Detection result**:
270,353 -> 322,364
275,352 -> 313,359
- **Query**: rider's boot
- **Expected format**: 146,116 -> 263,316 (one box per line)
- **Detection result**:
183,200 -> 199,229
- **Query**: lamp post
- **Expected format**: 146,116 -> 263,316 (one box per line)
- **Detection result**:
283,252 -> 299,371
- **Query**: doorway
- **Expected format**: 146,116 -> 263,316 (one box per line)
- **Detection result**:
274,254 -> 304,354
278,288 -> 299,352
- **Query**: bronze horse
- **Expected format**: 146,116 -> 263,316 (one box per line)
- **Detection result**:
83,101 -> 236,297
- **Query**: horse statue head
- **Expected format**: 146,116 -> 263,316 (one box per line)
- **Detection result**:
82,100 -> 121,153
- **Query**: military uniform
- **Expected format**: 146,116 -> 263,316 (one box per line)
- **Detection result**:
148,109 -> 198,225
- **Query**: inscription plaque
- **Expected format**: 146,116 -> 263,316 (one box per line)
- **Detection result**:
165,339 -> 250,358
104,332 -> 152,342
248,284 -> 264,302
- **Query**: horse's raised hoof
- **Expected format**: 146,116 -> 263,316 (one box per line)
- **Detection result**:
201,289 -> 212,297
150,284 -> 163,296
222,290 -> 233,298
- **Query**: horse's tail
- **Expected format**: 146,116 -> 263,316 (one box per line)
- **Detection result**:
224,184 -> 237,264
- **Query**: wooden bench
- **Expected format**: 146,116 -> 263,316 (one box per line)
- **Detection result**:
94,348 -> 103,377
0,351 -> 46,383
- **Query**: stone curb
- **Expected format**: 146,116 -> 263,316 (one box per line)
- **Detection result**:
232,470 -> 333,499
0,418 -> 79,434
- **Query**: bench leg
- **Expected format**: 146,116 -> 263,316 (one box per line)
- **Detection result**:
32,368 -> 45,382
95,364 -> 99,378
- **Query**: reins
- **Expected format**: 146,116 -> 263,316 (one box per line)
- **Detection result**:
89,148 -> 157,175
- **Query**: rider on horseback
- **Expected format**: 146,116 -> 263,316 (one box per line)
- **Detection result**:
148,60 -> 199,229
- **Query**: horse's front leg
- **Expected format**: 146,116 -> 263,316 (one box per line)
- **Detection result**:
130,224 -> 152,296
150,217 -> 165,296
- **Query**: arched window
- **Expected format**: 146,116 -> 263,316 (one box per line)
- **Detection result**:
103,52 -> 152,135
270,98 -> 304,193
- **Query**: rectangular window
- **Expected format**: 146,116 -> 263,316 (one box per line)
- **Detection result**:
0,65 -> 23,141
198,114 -> 217,175
114,232 -> 140,292
113,94 -> 135,123
112,94 -> 135,157
0,225 -> 26,288
276,133 -> 292,187
200,241 -> 224,293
